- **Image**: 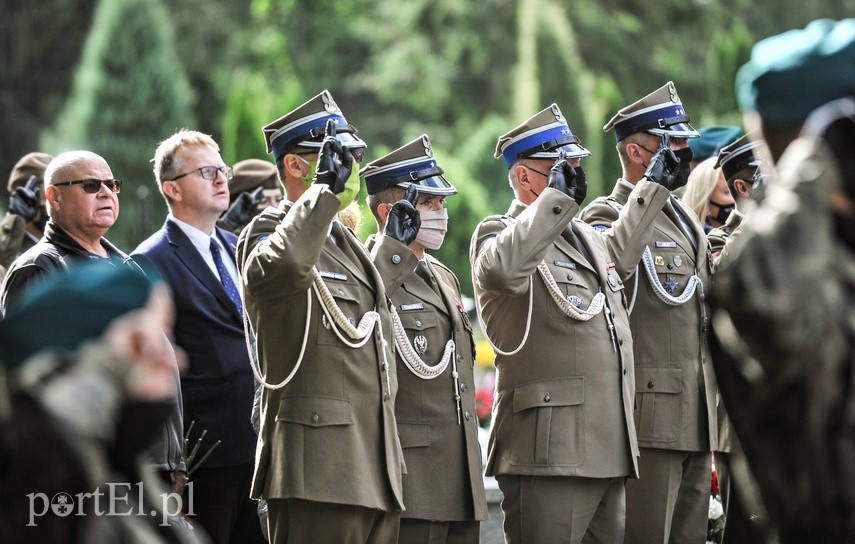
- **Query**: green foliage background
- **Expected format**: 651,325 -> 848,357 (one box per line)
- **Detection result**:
1,0 -> 853,294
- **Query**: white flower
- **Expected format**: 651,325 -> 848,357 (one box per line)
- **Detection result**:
708,495 -> 724,520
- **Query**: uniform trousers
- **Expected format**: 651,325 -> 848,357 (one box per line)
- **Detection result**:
267,497 -> 400,544
398,518 -> 480,544
625,448 -> 711,544
496,474 -> 626,544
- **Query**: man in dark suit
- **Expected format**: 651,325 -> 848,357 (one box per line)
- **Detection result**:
237,90 -> 404,543
132,130 -> 265,544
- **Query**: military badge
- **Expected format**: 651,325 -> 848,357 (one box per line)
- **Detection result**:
414,335 -> 428,355
655,255 -> 665,267
567,295 -> 583,308
664,276 -> 679,295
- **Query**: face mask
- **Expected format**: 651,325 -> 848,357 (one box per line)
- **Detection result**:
708,200 -> 735,224
297,155 -> 361,212
415,207 -> 448,250
672,146 -> 694,189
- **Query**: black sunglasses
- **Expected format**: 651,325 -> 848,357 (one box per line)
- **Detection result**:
52,178 -> 123,194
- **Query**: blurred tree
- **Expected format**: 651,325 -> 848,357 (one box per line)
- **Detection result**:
0,1 -> 98,197
41,0 -> 195,250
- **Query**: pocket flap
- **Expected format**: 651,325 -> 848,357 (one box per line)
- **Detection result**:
398,422 -> 431,448
513,377 -> 584,412
399,310 -> 438,332
636,367 -> 683,394
325,281 -> 360,303
276,395 -> 354,427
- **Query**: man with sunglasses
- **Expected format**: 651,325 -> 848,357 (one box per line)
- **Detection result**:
131,130 -> 265,544
0,150 -> 135,313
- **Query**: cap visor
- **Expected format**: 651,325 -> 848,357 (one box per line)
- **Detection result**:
397,176 -> 458,196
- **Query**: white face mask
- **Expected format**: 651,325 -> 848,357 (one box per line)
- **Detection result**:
415,207 -> 448,250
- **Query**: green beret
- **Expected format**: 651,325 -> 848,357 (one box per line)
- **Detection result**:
7,152 -> 53,193
228,159 -> 279,200
736,18 -> 855,125
0,262 -> 155,369
688,126 -> 743,162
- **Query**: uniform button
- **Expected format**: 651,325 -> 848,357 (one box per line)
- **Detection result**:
667,263 -> 673,270
544,394 -> 551,402
637,197 -> 645,204
647,381 -> 655,389
415,319 -> 422,327
553,205 -> 562,214
464,412 -> 471,421
459,383 -> 467,392
618,337 -> 624,346
338,289 -> 345,296
391,254 -> 402,264
311,413 -> 319,423
623,367 -> 627,375
566,274 -> 573,281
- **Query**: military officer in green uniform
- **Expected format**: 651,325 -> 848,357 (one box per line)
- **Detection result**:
580,82 -> 718,544
471,104 -> 677,543
712,18 -> 855,543
237,90 -> 404,544
362,135 -> 488,543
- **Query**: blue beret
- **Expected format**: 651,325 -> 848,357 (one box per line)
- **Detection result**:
688,126 -> 744,162
736,18 -> 855,125
362,134 -> 457,196
0,262 -> 155,368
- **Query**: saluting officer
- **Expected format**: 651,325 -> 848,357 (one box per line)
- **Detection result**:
470,104 -> 676,543
363,135 -> 488,543
237,90 -> 404,544
580,82 -> 718,544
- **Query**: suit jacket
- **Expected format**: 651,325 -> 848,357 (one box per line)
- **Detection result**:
470,182 -> 669,479
132,219 -> 257,468
369,234 -> 488,522
236,185 -> 404,512
581,181 -> 718,453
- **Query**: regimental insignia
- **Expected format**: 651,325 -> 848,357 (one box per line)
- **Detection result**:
664,275 -> 679,295
413,335 -> 428,355
673,255 -> 683,267
655,255 -> 665,267
321,90 -> 339,113
568,295 -> 583,308
422,135 -> 433,157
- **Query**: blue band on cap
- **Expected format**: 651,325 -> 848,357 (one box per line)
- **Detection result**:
271,113 -> 348,162
613,104 -> 688,142
502,125 -> 576,168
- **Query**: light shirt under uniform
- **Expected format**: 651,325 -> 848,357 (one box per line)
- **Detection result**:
168,214 -> 239,285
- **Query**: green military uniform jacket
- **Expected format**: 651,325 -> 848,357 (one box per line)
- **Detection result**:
236,185 -> 404,512
0,213 -> 29,279
581,181 -> 718,453
369,234 -> 488,522
470,182 -> 669,479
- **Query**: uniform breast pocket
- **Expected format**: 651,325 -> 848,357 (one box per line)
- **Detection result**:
316,279 -> 364,346
545,266 -> 591,322
510,377 -> 585,467
650,248 -> 693,296
396,309 -> 440,367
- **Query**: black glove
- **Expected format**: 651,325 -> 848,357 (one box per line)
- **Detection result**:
643,146 -> 682,189
547,152 -> 586,205
8,175 -> 40,222
220,187 -> 264,230
384,184 -> 421,246
313,119 -> 354,194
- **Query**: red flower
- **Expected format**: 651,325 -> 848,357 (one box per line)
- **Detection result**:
475,388 -> 494,421
711,466 -> 720,495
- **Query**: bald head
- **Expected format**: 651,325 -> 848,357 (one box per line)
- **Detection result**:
45,151 -> 112,187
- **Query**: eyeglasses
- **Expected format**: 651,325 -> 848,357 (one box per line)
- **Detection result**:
52,178 -> 123,194
169,165 -> 234,182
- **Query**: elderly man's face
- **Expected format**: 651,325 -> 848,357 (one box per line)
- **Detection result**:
49,155 -> 119,238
